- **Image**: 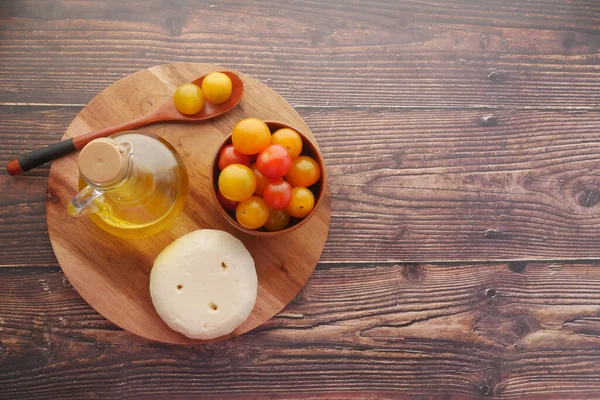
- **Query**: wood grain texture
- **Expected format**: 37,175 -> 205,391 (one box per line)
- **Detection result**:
1,1 -> 599,109
2,262 -> 600,398
2,0 -> 600,397
46,63 -> 330,343
5,107 -> 600,265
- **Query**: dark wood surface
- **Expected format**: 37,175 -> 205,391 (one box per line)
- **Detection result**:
1,0 -> 600,398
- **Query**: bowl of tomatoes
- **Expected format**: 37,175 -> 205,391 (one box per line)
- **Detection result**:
211,119 -> 326,236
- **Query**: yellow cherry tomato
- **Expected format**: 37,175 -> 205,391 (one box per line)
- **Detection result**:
271,128 -> 303,159
173,83 -> 204,115
286,187 -> 315,218
284,156 -> 321,187
218,164 -> 256,202
236,196 -> 269,229
201,72 -> 232,104
232,118 -> 271,155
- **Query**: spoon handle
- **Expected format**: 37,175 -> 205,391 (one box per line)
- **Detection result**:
6,139 -> 77,175
6,113 -> 159,175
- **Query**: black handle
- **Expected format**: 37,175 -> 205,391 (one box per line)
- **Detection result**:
16,139 -> 77,173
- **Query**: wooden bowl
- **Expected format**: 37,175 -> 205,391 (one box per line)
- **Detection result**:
211,121 -> 326,236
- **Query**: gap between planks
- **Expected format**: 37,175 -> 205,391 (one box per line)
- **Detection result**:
4,258 -> 600,270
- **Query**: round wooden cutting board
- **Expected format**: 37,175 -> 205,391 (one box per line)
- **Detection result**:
46,63 -> 330,344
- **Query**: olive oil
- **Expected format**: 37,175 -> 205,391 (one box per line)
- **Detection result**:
68,132 -> 188,238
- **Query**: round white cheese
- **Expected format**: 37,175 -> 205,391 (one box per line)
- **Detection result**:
150,229 -> 257,340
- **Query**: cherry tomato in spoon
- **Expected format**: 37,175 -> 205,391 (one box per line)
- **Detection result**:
201,72 -> 232,104
173,83 -> 204,115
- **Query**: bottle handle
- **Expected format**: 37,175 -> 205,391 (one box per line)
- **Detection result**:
67,185 -> 103,217
67,138 -> 132,217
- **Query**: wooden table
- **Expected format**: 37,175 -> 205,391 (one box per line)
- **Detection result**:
1,1 -> 599,398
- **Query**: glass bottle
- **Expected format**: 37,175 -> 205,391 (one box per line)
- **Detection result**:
68,132 -> 188,238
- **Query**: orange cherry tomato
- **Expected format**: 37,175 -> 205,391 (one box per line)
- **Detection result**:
264,209 -> 291,232
251,163 -> 271,196
271,128 -> 303,159
236,196 -> 269,229
286,187 -> 315,218
232,118 -> 271,155
284,156 -> 321,188
173,83 -> 204,115
218,145 -> 251,170
218,164 -> 256,202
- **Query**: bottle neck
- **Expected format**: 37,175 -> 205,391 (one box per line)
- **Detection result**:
87,155 -> 155,206
116,156 -> 153,195
84,152 -> 135,191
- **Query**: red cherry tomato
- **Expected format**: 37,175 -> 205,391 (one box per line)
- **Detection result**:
257,144 -> 292,179
218,145 -> 251,170
263,180 -> 292,210
217,190 -> 238,212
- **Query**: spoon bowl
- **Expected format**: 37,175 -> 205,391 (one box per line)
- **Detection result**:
154,71 -> 244,122
6,71 -> 244,175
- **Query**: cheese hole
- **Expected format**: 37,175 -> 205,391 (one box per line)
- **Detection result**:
177,285 -> 183,291
221,261 -> 227,270
210,303 -> 218,311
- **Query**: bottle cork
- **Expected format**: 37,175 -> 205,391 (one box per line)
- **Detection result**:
78,138 -> 127,184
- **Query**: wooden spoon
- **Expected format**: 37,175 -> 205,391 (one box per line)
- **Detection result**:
6,71 -> 244,175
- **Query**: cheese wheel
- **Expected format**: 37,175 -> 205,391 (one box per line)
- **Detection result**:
150,229 -> 257,340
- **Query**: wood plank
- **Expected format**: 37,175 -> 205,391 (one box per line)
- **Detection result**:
2,262 -> 600,398
0,105 -> 69,266
3,1 -> 600,398
4,0 -> 599,32
318,108 -> 600,262
4,106 -> 600,264
1,1 -> 599,109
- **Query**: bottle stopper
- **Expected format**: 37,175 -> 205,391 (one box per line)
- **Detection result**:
78,138 -> 127,184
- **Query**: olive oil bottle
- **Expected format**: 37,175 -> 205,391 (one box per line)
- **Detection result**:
68,131 -> 188,238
